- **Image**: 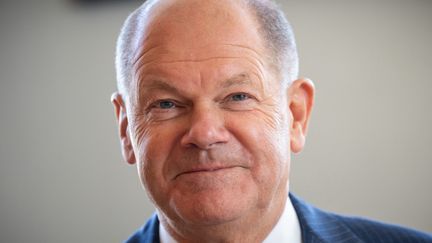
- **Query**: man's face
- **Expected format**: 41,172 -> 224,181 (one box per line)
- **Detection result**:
117,0 -> 299,227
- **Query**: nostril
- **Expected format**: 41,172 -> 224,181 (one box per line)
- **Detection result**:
180,125 -> 230,150
180,106 -> 230,149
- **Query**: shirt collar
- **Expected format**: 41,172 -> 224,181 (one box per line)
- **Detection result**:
159,218 -> 176,243
263,197 -> 302,243
159,197 -> 302,243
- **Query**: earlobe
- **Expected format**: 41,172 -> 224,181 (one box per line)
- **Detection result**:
291,122 -> 306,153
288,79 -> 315,154
121,134 -> 136,165
111,92 -> 136,165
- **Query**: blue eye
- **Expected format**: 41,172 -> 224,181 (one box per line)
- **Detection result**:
157,100 -> 175,109
231,93 -> 249,101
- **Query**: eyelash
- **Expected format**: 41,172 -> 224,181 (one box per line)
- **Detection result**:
148,99 -> 180,111
147,92 -> 256,112
228,93 -> 251,102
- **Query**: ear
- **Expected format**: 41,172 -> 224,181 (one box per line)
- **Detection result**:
288,78 -> 315,154
111,92 -> 136,165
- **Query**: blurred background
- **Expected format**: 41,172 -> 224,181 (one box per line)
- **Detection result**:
0,0 -> 431,242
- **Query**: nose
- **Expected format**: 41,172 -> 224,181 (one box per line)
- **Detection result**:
180,105 -> 230,150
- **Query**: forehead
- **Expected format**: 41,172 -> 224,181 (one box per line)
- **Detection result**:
128,0 -> 277,97
132,0 -> 267,63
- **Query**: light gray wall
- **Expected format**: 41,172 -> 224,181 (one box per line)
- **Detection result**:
0,0 -> 430,242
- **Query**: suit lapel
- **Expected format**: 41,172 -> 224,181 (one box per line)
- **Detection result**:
290,193 -> 364,243
139,214 -> 160,243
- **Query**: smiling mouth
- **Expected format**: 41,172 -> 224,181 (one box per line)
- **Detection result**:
174,166 -> 243,180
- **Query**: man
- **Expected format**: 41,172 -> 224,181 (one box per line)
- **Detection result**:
111,0 -> 432,242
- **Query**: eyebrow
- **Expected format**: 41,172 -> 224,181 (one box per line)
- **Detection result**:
139,72 -> 256,95
220,73 -> 254,89
141,79 -> 180,94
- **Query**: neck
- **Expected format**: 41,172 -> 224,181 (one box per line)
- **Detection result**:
158,193 -> 287,243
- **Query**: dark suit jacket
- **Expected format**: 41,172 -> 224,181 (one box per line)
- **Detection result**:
125,194 -> 432,243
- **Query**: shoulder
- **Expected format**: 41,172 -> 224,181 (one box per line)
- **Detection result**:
125,214 -> 160,243
336,213 -> 432,243
290,193 -> 432,243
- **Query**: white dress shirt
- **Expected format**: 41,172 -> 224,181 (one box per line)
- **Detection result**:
159,198 -> 302,243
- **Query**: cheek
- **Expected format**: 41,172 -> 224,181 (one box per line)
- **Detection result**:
226,108 -> 291,181
131,120 -> 182,192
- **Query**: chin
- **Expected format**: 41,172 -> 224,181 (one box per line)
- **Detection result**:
168,186 -> 258,226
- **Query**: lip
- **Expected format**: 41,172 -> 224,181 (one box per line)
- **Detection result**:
174,165 -> 242,180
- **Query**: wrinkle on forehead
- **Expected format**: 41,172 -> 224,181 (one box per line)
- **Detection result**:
133,43 -> 266,70
133,55 -> 268,98
132,45 -> 267,84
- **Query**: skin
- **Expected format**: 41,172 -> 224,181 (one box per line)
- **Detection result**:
112,0 -> 314,242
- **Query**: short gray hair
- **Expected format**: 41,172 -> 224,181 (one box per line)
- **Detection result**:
115,0 -> 298,95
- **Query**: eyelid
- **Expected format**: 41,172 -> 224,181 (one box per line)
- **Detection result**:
153,99 -> 176,106
226,92 -> 257,101
146,99 -> 179,111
